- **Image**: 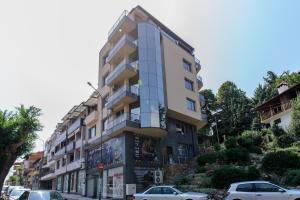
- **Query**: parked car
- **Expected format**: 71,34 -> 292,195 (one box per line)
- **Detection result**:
133,185 -> 209,200
225,181 -> 300,200
6,187 -> 24,198
18,191 -> 64,200
9,188 -> 30,200
1,186 -> 8,197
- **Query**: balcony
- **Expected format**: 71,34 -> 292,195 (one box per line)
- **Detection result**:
55,131 -> 66,145
68,118 -> 81,135
108,10 -> 136,44
66,141 -> 75,152
40,169 -> 55,181
195,57 -> 201,72
84,110 -> 98,125
55,166 -> 66,176
260,100 -> 292,122
199,93 -> 205,107
105,59 -> 138,86
75,139 -> 82,149
106,85 -> 139,109
197,74 -> 203,90
103,113 -> 140,138
55,148 -> 65,159
67,160 -> 81,172
106,35 -> 137,65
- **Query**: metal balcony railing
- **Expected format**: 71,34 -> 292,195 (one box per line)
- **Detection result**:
105,59 -> 138,85
106,85 -> 139,109
108,10 -> 129,37
66,141 -> 75,152
195,57 -> 201,71
68,118 -> 81,134
106,34 -> 137,64
104,113 -> 140,135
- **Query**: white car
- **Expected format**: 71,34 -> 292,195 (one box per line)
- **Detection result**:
133,185 -> 209,200
9,188 -> 30,200
225,181 -> 300,200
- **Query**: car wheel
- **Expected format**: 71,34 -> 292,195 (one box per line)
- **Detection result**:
294,198 -> 300,200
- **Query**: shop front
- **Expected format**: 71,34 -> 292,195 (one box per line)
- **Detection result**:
86,136 -> 126,199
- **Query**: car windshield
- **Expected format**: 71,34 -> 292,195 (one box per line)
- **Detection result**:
172,187 -> 183,194
10,190 -> 25,197
29,191 -> 62,200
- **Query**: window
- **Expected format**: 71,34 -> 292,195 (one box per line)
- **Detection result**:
184,78 -> 194,91
186,98 -> 196,111
236,183 -> 253,192
183,59 -> 191,72
162,187 -> 175,194
88,126 -> 96,139
56,160 -> 60,169
274,118 -> 281,125
102,119 -> 108,131
69,153 -> 74,163
146,187 -> 162,194
62,158 -> 66,167
254,183 -> 281,192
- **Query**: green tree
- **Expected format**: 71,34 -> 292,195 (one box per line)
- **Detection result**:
253,71 -> 278,106
0,105 -> 42,191
9,175 -> 18,186
217,81 -> 253,138
198,89 -> 219,144
275,70 -> 300,88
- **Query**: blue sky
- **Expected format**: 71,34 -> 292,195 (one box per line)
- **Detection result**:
0,0 -> 299,150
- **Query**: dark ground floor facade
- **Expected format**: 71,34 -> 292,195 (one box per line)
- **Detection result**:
83,118 -> 198,199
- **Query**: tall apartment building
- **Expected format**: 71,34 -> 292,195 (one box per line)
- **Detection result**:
84,6 -> 206,199
40,5 -> 206,199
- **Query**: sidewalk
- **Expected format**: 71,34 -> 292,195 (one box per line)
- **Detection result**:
60,193 -> 98,200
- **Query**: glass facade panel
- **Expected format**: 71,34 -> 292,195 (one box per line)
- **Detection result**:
138,22 -> 166,129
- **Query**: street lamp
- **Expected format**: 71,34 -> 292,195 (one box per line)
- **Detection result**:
210,109 -> 222,144
87,81 -> 104,200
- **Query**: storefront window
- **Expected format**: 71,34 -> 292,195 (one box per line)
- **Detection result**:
63,174 -> 69,193
70,172 -> 77,193
57,176 -> 62,191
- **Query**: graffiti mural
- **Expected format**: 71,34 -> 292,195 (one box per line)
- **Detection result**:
87,137 -> 124,169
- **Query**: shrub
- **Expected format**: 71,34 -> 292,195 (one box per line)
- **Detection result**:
271,124 -> 286,137
195,166 -> 206,173
237,136 -> 253,149
262,151 -> 300,175
197,153 -> 218,166
277,134 -> 295,148
240,130 -> 264,146
247,166 -> 261,180
214,143 -> 221,152
283,170 -> 300,186
225,137 -> 237,149
211,167 -> 247,189
248,146 -> 263,154
224,147 -> 250,165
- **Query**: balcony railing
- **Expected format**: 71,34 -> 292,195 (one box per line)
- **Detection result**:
68,118 -> 81,134
195,57 -> 201,71
260,100 -> 293,121
55,131 -> 66,145
84,110 -> 98,125
75,139 -> 82,148
108,10 -> 129,37
105,59 -> 138,85
66,141 -> 75,152
197,74 -> 203,88
55,148 -> 65,157
104,113 -> 140,136
106,34 -> 137,64
106,85 -> 139,109
67,159 -> 81,172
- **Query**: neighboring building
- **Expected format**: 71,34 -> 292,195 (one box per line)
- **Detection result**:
12,162 -> 24,185
255,81 -> 300,130
23,151 -> 43,188
84,5 -> 206,199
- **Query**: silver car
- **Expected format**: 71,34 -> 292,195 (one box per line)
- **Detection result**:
225,181 -> 300,200
133,185 -> 208,200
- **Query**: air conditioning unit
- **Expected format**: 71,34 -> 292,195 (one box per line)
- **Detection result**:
154,170 -> 163,184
